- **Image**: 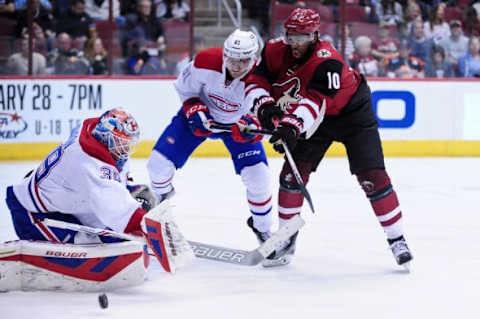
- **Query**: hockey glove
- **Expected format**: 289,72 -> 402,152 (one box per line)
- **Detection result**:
128,184 -> 158,212
231,114 -> 263,143
252,96 -> 284,130
269,114 -> 303,153
183,98 -> 214,137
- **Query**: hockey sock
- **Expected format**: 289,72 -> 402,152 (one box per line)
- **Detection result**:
278,161 -> 312,228
248,193 -> 273,232
357,169 -> 404,239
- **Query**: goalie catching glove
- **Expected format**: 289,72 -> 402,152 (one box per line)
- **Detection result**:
269,114 -> 303,153
183,98 -> 214,137
231,114 -> 263,143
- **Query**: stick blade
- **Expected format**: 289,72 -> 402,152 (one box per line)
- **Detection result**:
257,215 -> 306,258
298,183 -> 315,213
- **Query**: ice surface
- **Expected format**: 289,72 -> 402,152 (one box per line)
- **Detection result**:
0,157 -> 478,319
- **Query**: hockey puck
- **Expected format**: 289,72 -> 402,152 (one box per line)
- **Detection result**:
98,293 -> 109,309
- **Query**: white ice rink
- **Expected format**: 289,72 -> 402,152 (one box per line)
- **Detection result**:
0,157 -> 478,319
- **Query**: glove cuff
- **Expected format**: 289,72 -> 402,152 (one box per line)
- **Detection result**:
252,95 -> 275,117
279,114 -> 303,136
183,98 -> 208,118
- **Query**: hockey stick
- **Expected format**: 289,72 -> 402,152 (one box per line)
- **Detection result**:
210,123 -> 315,213
280,139 -> 315,213
210,123 -> 276,136
42,215 -> 305,266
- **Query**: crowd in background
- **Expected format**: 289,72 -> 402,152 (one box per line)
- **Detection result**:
246,0 -> 480,78
0,0 -> 190,75
1,0 -> 480,77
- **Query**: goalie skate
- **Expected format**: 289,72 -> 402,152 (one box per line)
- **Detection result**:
388,236 -> 413,270
247,217 -> 298,267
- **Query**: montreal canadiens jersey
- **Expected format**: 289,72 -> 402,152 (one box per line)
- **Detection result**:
174,48 -> 252,124
12,117 -> 141,232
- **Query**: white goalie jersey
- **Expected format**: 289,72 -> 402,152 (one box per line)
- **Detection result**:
12,117 -> 142,233
174,47 -> 253,124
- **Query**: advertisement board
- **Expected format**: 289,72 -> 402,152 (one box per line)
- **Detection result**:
1,77 -> 479,159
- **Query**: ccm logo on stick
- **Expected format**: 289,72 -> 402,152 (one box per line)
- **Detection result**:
371,90 -> 415,128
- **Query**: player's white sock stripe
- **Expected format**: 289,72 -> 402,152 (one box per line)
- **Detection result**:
377,206 -> 402,222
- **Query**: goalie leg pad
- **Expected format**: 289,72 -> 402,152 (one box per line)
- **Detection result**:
0,240 -> 148,292
141,200 -> 194,273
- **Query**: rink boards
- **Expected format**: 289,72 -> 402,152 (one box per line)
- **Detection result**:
0,77 -> 479,160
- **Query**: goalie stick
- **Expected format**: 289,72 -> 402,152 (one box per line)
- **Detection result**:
42,215 -> 305,266
210,123 -> 315,213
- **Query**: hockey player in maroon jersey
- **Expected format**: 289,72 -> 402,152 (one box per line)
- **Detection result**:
244,8 -> 413,268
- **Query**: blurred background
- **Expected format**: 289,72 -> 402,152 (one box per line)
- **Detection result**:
1,0 -> 480,78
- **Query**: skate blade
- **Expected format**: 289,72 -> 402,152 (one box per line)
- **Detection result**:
262,255 -> 292,268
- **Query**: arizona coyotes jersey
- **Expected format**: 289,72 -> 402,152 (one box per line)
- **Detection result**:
245,39 -> 362,134
12,118 -> 142,232
175,47 -> 252,124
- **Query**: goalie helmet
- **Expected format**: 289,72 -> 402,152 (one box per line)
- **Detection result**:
284,8 -> 321,34
92,108 -> 140,161
223,29 -> 259,78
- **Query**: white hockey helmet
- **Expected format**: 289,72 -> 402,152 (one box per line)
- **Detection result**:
223,29 -> 259,78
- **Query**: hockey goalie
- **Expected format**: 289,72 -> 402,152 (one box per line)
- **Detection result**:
0,108 -> 194,292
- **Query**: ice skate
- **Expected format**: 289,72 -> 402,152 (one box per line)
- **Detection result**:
158,187 -> 176,204
247,216 -> 272,245
388,236 -> 413,271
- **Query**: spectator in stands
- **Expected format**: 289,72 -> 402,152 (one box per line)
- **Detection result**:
423,2 -> 450,45
440,20 -> 468,71
402,0 -> 422,36
385,39 -> 425,78
336,23 -> 355,63
48,32 -> 90,74
6,35 -> 46,74
0,0 -> 15,17
241,0 -> 276,37
351,35 -> 380,76
125,37 -> 167,74
15,0 -> 55,51
408,20 -> 434,64
374,0 -> 403,25
372,20 -> 399,61
425,45 -> 454,77
123,0 -> 165,56
120,0 -> 137,15
85,36 -> 108,74
57,0 -> 93,42
458,36 -> 480,77
85,0 -> 120,21
174,35 -> 205,75
155,0 -> 189,22
464,6 -> 480,37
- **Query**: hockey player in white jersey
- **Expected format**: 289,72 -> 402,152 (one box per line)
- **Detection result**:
3,108 -> 191,291
147,29 -> 275,248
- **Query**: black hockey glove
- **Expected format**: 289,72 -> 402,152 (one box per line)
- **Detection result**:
269,114 -> 303,154
252,96 -> 284,130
